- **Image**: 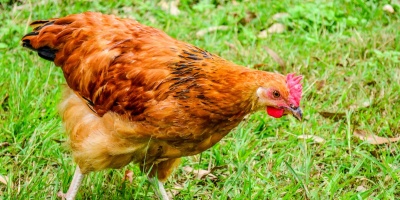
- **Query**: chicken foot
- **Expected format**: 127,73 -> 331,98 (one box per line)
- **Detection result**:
148,177 -> 170,200
57,166 -> 84,200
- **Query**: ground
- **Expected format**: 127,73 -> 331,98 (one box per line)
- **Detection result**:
0,0 -> 399,199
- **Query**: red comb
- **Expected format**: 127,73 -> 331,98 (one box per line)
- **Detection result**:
287,73 -> 303,107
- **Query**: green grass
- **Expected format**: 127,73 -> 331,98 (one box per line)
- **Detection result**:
1,0 -> 399,199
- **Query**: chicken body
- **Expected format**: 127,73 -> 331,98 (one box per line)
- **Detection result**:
22,12 -> 302,199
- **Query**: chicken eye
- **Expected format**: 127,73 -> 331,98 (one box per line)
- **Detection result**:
272,90 -> 281,98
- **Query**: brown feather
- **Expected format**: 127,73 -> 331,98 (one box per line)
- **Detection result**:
22,12 -> 296,181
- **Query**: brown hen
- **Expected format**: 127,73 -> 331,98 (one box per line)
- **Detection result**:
21,12 -> 303,200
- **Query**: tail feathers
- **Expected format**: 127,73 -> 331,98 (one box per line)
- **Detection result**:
22,20 -> 58,62
31,20 -> 55,31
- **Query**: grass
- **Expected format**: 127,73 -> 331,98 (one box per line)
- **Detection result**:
0,0 -> 399,199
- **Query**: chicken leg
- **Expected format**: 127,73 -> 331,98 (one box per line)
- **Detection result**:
142,158 -> 181,200
148,177 -> 170,200
58,166 -> 84,200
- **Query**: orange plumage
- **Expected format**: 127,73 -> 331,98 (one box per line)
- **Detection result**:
22,12 -> 303,199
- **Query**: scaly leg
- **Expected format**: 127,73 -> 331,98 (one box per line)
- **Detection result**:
148,177 -> 170,200
58,166 -> 84,200
143,158 -> 181,200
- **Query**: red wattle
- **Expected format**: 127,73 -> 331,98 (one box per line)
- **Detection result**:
266,107 -> 284,118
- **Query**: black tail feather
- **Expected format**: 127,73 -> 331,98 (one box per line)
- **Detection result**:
30,20 -> 51,26
22,39 -> 56,61
37,46 -> 57,61
22,20 -> 59,62
33,21 -> 55,32
23,32 -> 39,37
22,39 -> 34,50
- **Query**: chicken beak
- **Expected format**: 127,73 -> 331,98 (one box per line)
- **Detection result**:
290,107 -> 302,121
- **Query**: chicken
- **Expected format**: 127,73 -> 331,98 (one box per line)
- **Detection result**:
21,12 -> 303,200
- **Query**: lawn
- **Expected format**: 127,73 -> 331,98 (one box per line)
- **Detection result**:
1,0 -> 399,199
